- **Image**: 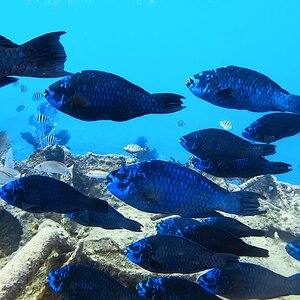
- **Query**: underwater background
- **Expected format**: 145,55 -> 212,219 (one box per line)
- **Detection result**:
1,0 -> 300,184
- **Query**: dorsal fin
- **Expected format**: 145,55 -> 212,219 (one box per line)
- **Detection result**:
0,36 -> 18,48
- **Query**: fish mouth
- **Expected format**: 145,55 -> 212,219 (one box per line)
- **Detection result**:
105,174 -> 113,185
179,137 -> 186,146
185,77 -> 194,87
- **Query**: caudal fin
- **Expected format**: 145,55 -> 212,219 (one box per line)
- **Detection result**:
280,94 -> 300,114
225,191 -> 266,216
215,253 -> 240,269
0,76 -> 18,88
268,162 -> 292,175
253,143 -> 276,157
151,93 -> 185,113
21,31 -> 70,78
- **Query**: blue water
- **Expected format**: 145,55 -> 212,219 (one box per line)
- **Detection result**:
1,0 -> 300,184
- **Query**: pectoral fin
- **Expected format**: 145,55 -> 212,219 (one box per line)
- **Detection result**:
216,87 -> 235,98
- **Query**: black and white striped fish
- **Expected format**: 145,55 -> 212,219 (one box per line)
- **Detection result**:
32,114 -> 51,124
44,135 -> 56,144
219,120 -> 232,130
32,92 -> 44,101
19,85 -> 27,93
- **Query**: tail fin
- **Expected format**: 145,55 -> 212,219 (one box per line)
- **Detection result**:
280,94 -> 300,114
215,253 -> 240,269
253,143 -> 276,157
287,273 -> 300,295
238,243 -> 269,257
21,31 -> 70,78
225,191 -> 266,216
267,162 -> 292,175
0,76 -> 18,88
151,93 -> 185,113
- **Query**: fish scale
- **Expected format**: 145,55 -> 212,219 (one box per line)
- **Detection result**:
106,160 -> 265,217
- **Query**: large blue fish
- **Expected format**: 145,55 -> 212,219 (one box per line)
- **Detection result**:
66,208 -> 143,232
137,276 -> 221,299
126,234 -> 239,274
180,128 -> 276,160
157,216 -> 267,238
242,112 -> 300,143
45,70 -> 185,121
198,262 -> 300,299
285,236 -> 300,261
192,156 -> 291,178
0,175 -> 108,213
48,263 -> 140,299
177,224 -> 268,257
0,32 -> 69,88
186,66 -> 300,114
106,160 -> 266,217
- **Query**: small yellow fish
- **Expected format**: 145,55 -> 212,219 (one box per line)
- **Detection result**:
34,161 -> 73,176
86,170 -> 109,179
124,144 -> 150,155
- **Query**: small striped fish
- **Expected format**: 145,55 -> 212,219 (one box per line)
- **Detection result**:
33,114 -> 51,124
219,120 -> 232,130
19,85 -> 27,93
44,135 -> 56,144
32,92 -> 44,101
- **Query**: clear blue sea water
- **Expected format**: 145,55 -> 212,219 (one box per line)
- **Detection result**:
1,0 -> 300,184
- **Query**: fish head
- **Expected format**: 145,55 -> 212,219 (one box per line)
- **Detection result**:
186,69 -> 221,100
106,164 -> 147,201
0,178 -> 25,208
136,278 -> 165,298
44,75 -> 74,110
197,268 -> 224,294
285,239 -> 300,261
156,217 -> 178,235
125,238 -> 153,265
47,265 -> 71,292
242,121 -> 265,142
179,131 -> 206,154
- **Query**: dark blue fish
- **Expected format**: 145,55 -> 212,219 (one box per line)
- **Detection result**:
286,237 -> 300,261
200,216 -> 266,238
180,128 -> 276,160
44,70 -> 185,121
106,160 -> 266,218
243,112 -> 300,143
137,276 -> 221,300
126,234 -> 239,274
186,66 -> 300,114
192,156 -> 291,178
176,224 -> 268,257
0,175 -> 108,213
156,217 -> 202,235
198,262 -> 300,299
157,216 -> 267,238
0,32 -> 69,88
66,207 -> 143,232
48,263 -> 139,300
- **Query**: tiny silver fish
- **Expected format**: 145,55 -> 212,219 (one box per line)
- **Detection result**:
16,104 -> 25,112
86,170 -> 109,179
44,135 -> 56,145
33,114 -> 51,124
34,161 -> 73,176
124,144 -> 150,155
219,120 -> 232,130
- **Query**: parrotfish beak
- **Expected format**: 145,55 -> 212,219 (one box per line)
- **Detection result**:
179,137 -> 186,146
186,77 -> 194,88
105,173 -> 113,185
